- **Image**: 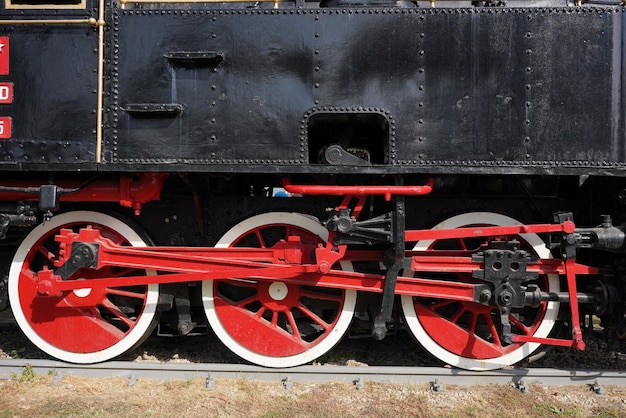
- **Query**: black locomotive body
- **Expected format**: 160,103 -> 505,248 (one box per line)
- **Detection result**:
0,0 -> 625,370
1,2 -> 623,171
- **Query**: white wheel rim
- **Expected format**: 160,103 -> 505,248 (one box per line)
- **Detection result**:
203,212 -> 357,368
8,211 -> 159,363
401,212 -> 560,371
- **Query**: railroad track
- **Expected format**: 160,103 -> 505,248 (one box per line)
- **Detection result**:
1,359 -> 625,391
3,315 -> 626,391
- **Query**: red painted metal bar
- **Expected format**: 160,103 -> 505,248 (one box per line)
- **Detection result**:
36,268 -> 317,297
338,195 -> 367,219
53,227 -> 316,273
408,254 -> 600,276
512,335 -> 579,347
41,225 -> 600,293
282,178 -> 435,201
564,257 -> 586,350
37,265 -> 479,302
409,255 -> 566,275
37,226 -> 481,302
0,173 -> 166,215
405,221 -> 576,242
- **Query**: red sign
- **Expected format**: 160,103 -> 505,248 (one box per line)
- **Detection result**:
0,37 -> 8,76
0,83 -> 13,104
0,116 -> 12,139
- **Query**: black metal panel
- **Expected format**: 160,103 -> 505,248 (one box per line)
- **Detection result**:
397,8 -> 618,166
414,10 -> 528,162
111,7 -> 622,175
0,23 -> 98,166
525,9 -> 617,163
0,6 -> 618,175
311,10 -> 423,163
112,10 -> 316,165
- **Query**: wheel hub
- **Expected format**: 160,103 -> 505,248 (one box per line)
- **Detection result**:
268,282 -> 288,301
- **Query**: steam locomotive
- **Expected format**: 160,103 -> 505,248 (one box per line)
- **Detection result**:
0,0 -> 625,370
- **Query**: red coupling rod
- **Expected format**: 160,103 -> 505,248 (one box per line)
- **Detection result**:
282,178 -> 434,201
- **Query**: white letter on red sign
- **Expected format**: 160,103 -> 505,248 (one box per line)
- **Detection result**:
0,117 -> 12,139
0,37 -> 8,76
0,83 -> 13,104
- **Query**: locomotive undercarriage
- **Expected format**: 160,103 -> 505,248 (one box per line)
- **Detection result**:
2,173 -> 626,370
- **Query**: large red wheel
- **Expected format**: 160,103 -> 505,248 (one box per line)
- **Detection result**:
202,212 -> 357,368
8,211 -> 159,363
401,212 -> 560,370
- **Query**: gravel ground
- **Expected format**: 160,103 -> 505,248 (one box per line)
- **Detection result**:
4,310 -> 626,417
2,373 -> 626,417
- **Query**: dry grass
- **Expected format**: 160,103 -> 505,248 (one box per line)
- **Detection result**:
1,371 -> 626,418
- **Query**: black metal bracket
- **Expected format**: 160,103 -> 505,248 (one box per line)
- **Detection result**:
0,203 -> 37,240
123,103 -> 183,116
164,51 -> 224,68
328,209 -> 392,245
471,240 -> 538,343
322,145 -> 371,166
371,195 -> 405,340
55,242 -> 99,280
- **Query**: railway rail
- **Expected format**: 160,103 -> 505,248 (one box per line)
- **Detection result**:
1,359 -> 625,391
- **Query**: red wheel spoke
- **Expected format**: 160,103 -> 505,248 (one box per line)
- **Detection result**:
449,305 -> 465,324
36,244 -> 56,264
486,315 -> 503,348
283,225 -> 293,237
285,311 -> 304,341
102,298 -> 135,329
467,312 -> 477,334
235,295 -> 260,309
297,304 -> 331,331
509,315 -> 532,335
285,311 -> 302,341
255,306 -> 266,318
254,229 -> 266,248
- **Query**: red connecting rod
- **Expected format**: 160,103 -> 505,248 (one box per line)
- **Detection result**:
35,220 -> 579,298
